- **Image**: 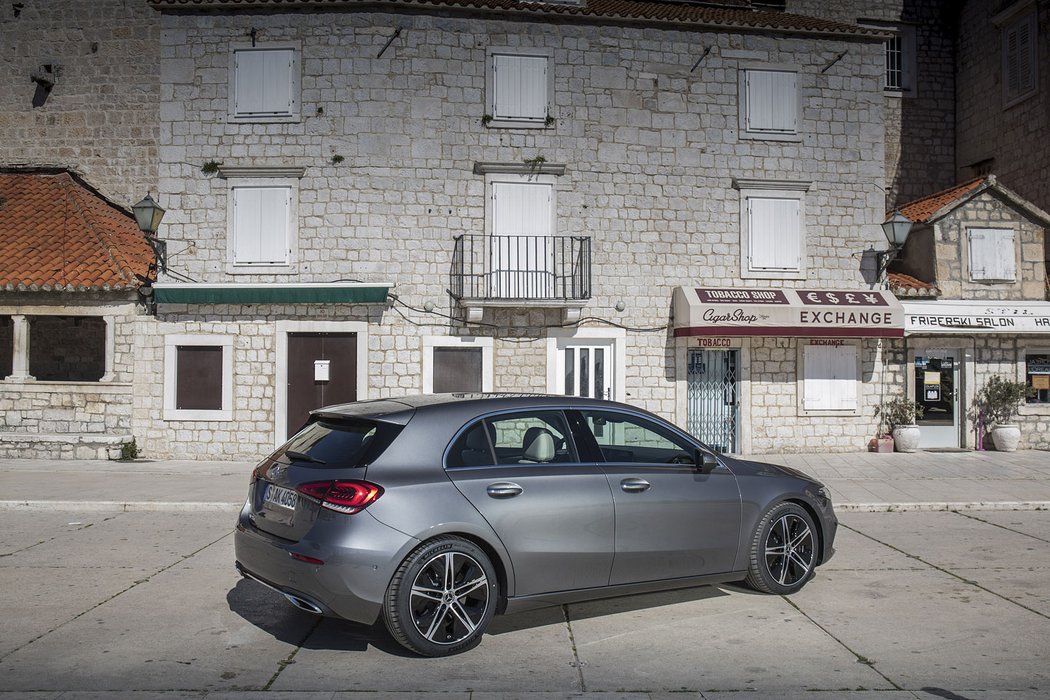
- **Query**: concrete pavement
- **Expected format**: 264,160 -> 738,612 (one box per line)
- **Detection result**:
2,449 -> 1050,511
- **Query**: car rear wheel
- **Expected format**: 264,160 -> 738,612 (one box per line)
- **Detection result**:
383,536 -> 498,656
744,501 -> 817,595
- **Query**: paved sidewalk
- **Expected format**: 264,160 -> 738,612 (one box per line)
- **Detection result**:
1,449 -> 1049,511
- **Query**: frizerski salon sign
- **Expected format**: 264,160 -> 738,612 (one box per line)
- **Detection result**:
673,287 -> 904,338
902,301 -> 1050,334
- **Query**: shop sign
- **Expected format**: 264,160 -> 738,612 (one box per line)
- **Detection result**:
904,301 -> 1050,334
673,286 -> 903,338
696,337 -> 733,348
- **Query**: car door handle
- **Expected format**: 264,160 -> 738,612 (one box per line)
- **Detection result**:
620,477 -> 651,493
486,482 -> 523,498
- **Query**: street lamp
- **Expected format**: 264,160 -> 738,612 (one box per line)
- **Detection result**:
876,210 -> 912,278
132,193 -> 167,271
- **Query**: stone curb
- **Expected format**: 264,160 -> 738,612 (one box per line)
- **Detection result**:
2,500 -> 1050,513
0,500 -> 241,512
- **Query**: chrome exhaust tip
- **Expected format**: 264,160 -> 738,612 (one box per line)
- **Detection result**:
284,593 -> 323,615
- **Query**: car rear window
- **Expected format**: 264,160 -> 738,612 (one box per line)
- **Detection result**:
273,419 -> 401,469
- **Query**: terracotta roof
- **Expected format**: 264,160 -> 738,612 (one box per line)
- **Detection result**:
887,272 -> 939,298
892,177 -> 987,224
147,0 -> 887,38
0,170 -> 156,292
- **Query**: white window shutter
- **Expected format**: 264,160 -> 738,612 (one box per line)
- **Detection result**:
832,345 -> 858,410
969,230 -> 989,279
747,70 -> 796,132
803,346 -> 828,410
234,49 -> 294,116
749,197 -> 800,271
233,187 -> 289,264
494,54 -> 547,121
493,181 -> 551,237
969,229 -> 1015,281
999,230 -> 1017,280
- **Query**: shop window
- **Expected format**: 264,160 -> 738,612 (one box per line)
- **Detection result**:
802,344 -> 859,412
740,67 -> 798,138
423,337 -> 492,393
164,335 -> 233,421
28,316 -> 105,381
1026,353 -> 1050,404
0,315 -> 11,377
229,44 -> 300,121
487,49 -> 551,127
968,228 -> 1016,282
1003,11 -> 1037,106
227,178 -> 298,272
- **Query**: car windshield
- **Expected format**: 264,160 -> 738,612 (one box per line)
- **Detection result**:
273,419 -> 400,469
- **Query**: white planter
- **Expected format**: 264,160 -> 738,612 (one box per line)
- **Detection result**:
990,424 -> 1021,452
892,425 -> 921,453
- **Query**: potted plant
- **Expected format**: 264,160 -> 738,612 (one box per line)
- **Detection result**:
973,375 -> 1034,452
875,397 -> 924,453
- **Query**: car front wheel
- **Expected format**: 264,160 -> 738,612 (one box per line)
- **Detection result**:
383,536 -> 498,656
744,501 -> 817,595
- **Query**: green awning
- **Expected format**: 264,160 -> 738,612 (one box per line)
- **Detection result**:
152,283 -> 391,305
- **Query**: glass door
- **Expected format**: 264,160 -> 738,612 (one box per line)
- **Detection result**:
563,344 -> 613,400
915,348 -> 960,448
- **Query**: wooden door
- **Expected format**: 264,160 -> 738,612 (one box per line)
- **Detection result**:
286,333 -> 357,438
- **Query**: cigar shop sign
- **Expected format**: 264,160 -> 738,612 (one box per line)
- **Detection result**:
902,300 -> 1050,334
672,287 -> 904,338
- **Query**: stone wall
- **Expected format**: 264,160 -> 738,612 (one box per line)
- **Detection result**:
932,190 -> 1047,301
956,0 -> 1050,214
974,335 -> 1050,450
0,0 -> 160,204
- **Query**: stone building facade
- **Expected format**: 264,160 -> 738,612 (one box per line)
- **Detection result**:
955,0 -> 1050,214
0,0 -> 160,204
139,0 -> 898,459
891,176 -> 1050,450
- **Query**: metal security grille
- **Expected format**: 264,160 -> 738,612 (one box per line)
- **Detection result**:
686,349 -> 739,454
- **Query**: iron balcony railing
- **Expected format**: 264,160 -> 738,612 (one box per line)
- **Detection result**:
452,234 -> 591,301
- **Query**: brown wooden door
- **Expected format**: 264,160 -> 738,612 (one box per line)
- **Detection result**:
286,333 -> 357,438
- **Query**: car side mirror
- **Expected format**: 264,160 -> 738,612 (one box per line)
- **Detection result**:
695,449 -> 719,474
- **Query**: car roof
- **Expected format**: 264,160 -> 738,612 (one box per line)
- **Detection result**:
312,393 -> 644,425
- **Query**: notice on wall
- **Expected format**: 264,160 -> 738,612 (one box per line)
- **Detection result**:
924,371 -> 941,385
925,388 -> 941,401
1033,375 -> 1050,391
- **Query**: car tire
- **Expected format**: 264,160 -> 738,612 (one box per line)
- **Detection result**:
383,536 -> 498,657
744,501 -> 817,595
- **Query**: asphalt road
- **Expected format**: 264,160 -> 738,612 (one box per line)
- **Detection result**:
1,508 -> 1048,699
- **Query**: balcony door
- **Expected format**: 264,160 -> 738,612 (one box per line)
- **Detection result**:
491,179 -> 554,298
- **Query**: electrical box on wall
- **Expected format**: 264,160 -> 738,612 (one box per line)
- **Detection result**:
314,359 -> 330,382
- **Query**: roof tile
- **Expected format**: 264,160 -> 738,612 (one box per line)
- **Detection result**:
0,170 -> 156,292
147,0 -> 886,37
893,177 -> 987,224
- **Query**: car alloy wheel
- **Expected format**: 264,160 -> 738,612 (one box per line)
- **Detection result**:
744,501 -> 817,595
384,536 -> 498,656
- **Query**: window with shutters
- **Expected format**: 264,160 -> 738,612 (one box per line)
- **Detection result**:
487,173 -> 557,297
163,335 -> 233,421
423,336 -> 493,394
800,343 -> 860,415
735,181 -> 809,280
1003,11 -> 1038,106
229,44 -> 301,122
968,228 -> 1017,282
739,66 -> 799,139
226,177 -> 299,273
486,48 -> 552,128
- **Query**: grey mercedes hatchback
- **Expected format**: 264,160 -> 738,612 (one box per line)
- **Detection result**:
235,394 -> 837,656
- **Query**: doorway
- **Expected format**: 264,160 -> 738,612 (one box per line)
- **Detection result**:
286,332 -> 357,439
686,348 -> 740,453
915,348 -> 960,448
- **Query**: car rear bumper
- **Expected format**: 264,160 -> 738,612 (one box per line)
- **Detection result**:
234,502 -> 419,625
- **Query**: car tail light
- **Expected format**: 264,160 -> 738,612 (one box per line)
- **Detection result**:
251,462 -> 268,482
295,480 -> 384,514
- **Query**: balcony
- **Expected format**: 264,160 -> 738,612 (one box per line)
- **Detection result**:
452,234 -> 591,322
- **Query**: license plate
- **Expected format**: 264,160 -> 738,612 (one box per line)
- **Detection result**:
263,483 -> 298,511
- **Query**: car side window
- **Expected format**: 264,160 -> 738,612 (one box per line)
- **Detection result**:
581,410 -> 695,465
488,411 -> 578,465
446,421 -> 495,468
